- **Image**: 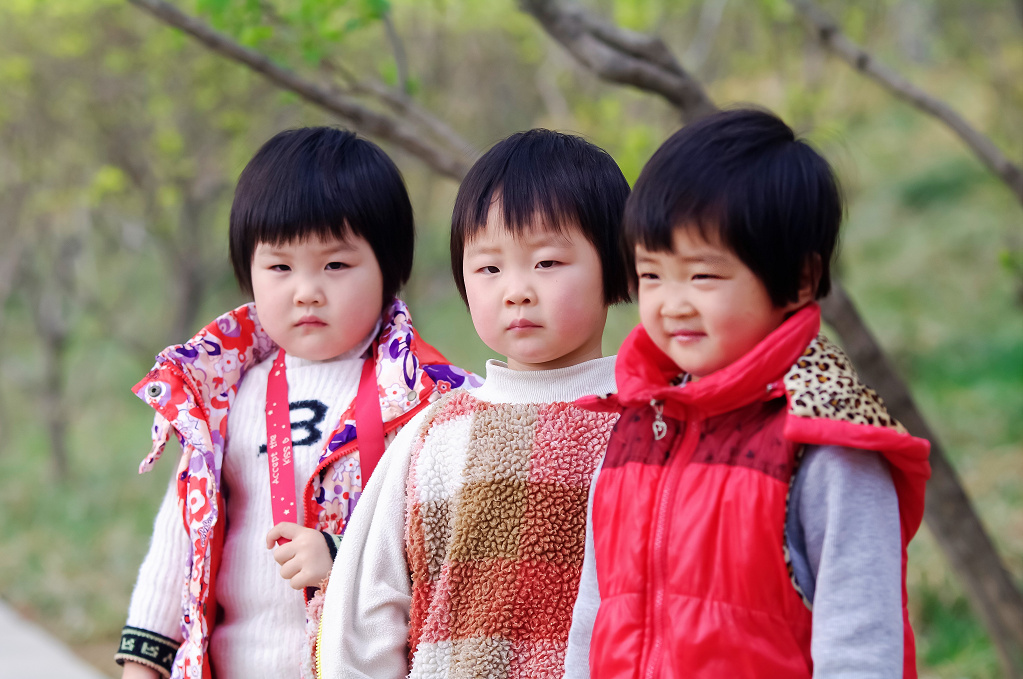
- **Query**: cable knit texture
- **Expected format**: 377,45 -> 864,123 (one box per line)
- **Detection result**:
405,390 -> 618,678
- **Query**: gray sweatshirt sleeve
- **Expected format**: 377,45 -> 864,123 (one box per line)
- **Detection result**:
562,458 -> 603,679
785,445 -> 904,677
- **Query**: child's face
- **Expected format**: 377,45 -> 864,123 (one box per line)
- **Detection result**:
251,233 -> 383,361
636,227 -> 804,379
462,202 -> 608,371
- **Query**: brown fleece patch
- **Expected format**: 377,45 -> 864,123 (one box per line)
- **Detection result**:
448,479 -> 530,561
517,482 -> 590,564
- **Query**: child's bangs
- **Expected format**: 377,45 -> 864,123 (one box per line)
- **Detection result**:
236,170 -> 360,249
626,188 -> 728,255
467,188 -> 581,246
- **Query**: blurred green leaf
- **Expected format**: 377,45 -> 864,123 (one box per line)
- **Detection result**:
898,159 -> 989,210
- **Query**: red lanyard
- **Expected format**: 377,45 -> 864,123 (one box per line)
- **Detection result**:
352,357 -> 386,488
266,349 -> 297,543
265,347 -> 386,544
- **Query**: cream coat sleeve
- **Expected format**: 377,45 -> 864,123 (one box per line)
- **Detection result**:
125,462 -> 190,641
317,408 -> 429,679
562,457 -> 602,679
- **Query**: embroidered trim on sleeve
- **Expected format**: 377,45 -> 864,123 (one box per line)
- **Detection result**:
322,531 -> 342,562
114,626 -> 179,678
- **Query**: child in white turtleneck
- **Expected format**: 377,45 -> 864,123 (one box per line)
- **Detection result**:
117,128 -> 473,679
316,129 -> 632,679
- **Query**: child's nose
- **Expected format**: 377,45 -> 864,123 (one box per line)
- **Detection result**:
503,273 -> 534,306
294,277 -> 325,305
504,289 -> 532,305
661,289 -> 694,317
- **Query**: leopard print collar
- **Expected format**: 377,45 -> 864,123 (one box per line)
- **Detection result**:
783,334 -> 907,434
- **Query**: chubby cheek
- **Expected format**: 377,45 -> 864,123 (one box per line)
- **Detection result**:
340,304 -> 381,345
557,292 -> 604,344
252,294 -> 286,335
465,288 -> 501,351
637,292 -> 667,348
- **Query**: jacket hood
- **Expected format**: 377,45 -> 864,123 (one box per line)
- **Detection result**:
611,303 -> 821,418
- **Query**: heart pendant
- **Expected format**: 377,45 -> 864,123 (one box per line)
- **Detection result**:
652,419 -> 667,441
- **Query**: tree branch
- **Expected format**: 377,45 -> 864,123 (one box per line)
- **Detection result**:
788,0 -> 1023,206
518,0 -> 718,123
127,0 -> 473,180
318,57 -> 477,161
382,11 -> 410,94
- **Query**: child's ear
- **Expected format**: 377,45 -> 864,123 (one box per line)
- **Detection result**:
798,254 -> 822,304
784,255 -> 821,313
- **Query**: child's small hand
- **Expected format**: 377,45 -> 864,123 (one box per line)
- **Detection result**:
266,522 -> 334,590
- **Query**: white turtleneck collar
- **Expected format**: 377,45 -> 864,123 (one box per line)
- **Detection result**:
470,355 -> 617,405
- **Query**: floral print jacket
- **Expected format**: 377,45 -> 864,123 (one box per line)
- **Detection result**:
118,299 -> 478,679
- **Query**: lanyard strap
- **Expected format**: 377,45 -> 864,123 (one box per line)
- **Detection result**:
353,357 -> 386,483
266,348 -> 297,542
265,347 -> 387,542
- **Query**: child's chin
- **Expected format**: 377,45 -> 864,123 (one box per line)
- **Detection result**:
287,345 -> 340,361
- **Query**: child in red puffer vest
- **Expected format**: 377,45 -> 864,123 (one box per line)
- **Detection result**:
566,108 -> 931,678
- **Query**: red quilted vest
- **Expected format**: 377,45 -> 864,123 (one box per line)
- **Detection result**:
582,303 -> 930,678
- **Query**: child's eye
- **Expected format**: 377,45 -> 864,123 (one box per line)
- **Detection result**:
692,274 -> 720,281
478,265 -> 500,274
325,261 -> 349,271
536,260 -> 558,269
638,272 -> 659,281
270,264 -> 291,272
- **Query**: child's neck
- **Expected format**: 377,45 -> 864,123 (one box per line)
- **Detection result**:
474,355 -> 617,405
504,344 -> 603,372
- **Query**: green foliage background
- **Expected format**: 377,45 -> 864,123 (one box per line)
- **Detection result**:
0,0 -> 1020,676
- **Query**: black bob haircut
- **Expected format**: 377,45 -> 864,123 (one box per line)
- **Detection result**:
450,129 -> 632,305
625,108 -> 843,306
229,127 -> 414,308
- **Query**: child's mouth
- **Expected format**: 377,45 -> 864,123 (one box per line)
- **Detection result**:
508,319 -> 541,330
670,330 -> 705,342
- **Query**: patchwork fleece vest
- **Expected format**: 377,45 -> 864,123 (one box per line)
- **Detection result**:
404,391 -> 619,678
582,303 -> 931,679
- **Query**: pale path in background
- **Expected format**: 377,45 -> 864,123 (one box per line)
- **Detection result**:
0,600 -> 109,679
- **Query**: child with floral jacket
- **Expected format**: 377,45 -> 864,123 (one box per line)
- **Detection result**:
115,128 -> 476,679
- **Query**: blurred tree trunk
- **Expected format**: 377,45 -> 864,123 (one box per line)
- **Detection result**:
822,285 -> 1023,675
164,182 -> 227,342
40,316 -> 70,480
24,231 -> 81,481
893,0 -> 934,64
